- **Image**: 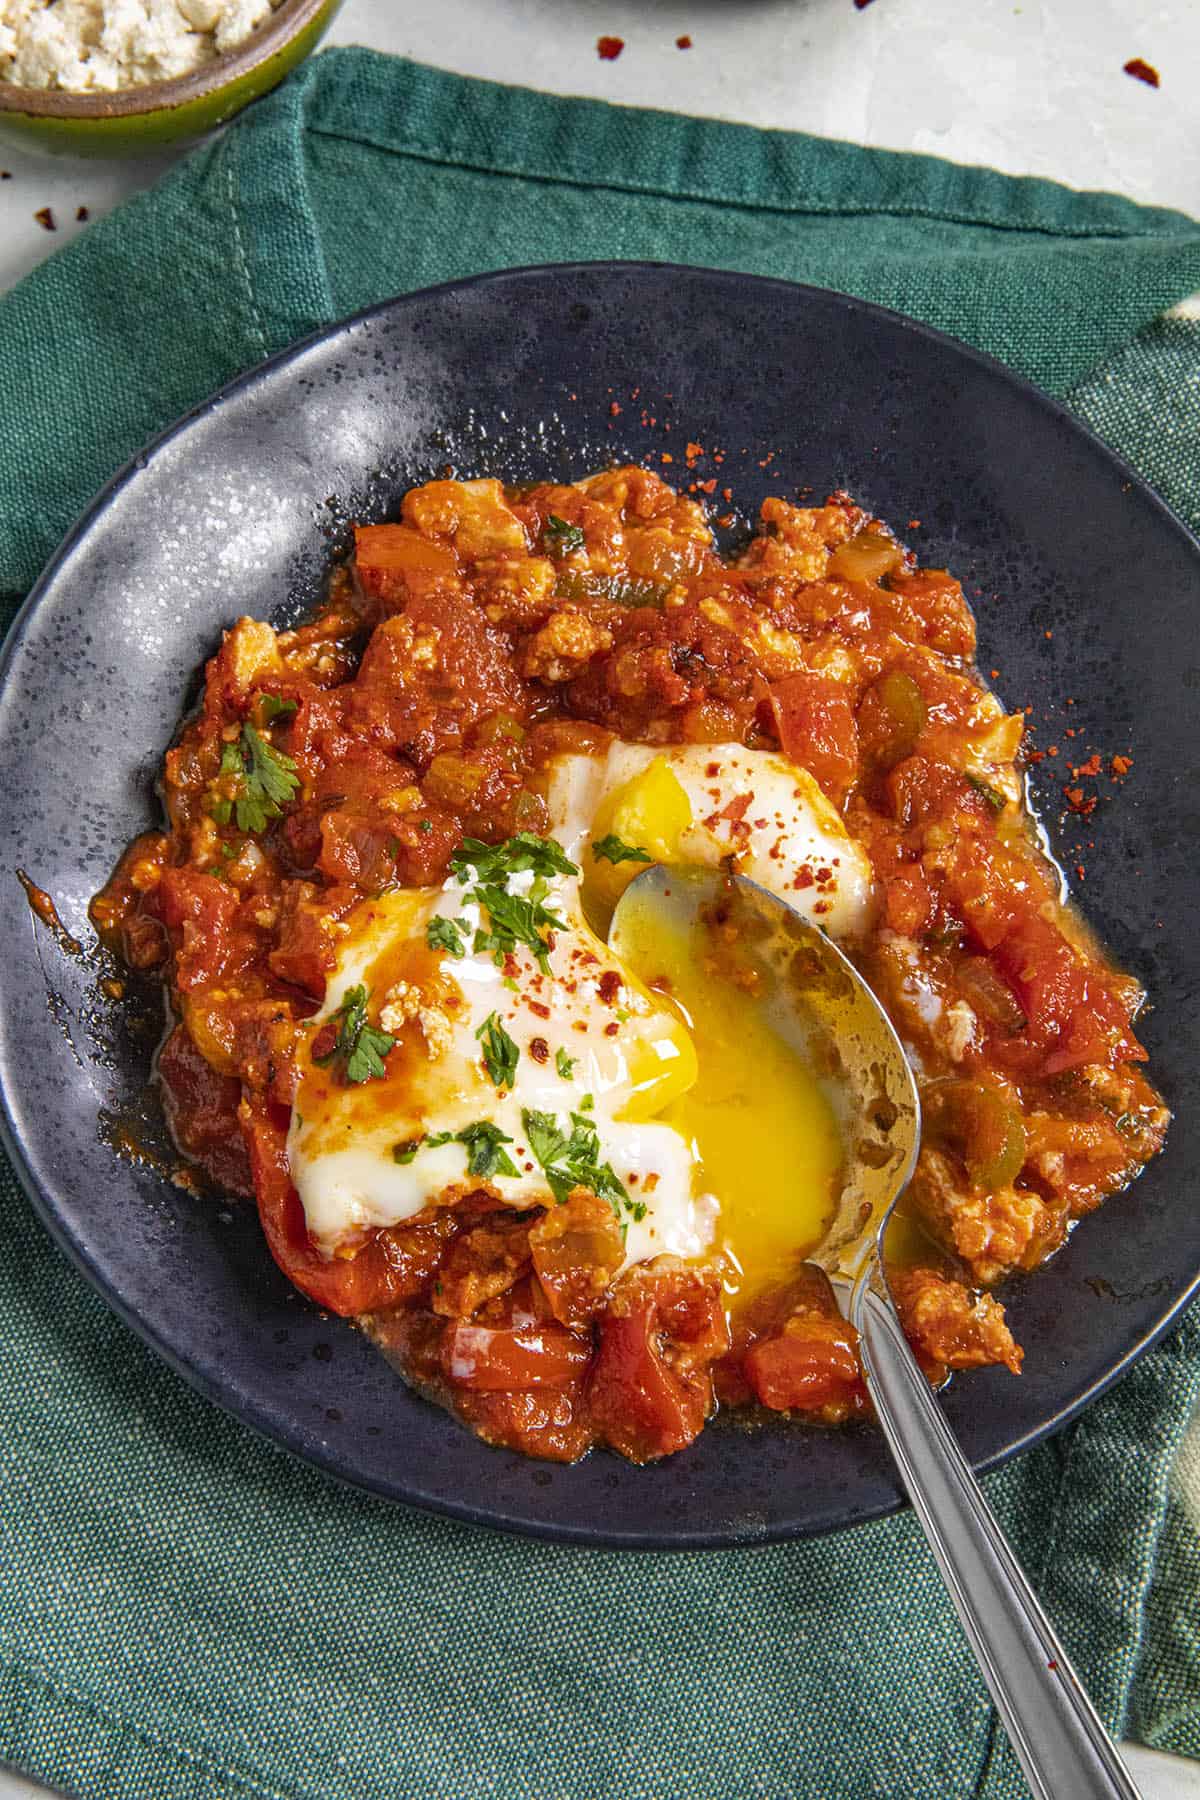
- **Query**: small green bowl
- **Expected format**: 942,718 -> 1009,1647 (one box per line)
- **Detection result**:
0,0 -> 341,156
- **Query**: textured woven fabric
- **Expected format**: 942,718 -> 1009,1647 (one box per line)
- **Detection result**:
0,47 -> 1198,1800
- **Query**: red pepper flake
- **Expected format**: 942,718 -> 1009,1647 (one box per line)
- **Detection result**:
1064,786 -> 1097,817
716,513 -> 735,527
1075,753 -> 1102,778
675,33 -> 692,48
1044,629 -> 1053,640
722,487 -> 732,503
597,35 -> 624,59
33,206 -> 55,231
1123,57 -> 1159,87
1075,865 -> 1086,882
990,669 -> 1000,680
685,440 -> 703,462
75,205 -> 89,222
907,519 -> 921,530
528,1000 -> 552,1020
661,452 -> 674,464
1111,754 -> 1133,777
1047,745 -> 1059,758
697,477 -> 717,495
529,1037 -> 550,1064
609,400 -> 622,417
1027,749 -> 1045,764
598,970 -> 623,1005
604,1021 -> 620,1036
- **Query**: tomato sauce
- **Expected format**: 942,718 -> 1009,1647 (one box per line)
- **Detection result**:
92,468 -> 1167,1463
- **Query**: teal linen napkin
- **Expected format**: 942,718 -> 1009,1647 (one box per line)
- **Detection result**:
1,48 -> 1199,1800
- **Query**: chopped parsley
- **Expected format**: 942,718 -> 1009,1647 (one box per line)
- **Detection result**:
472,886 -> 566,975
393,1120 -> 518,1180
447,834 -> 579,974
590,834 -> 653,867
392,1131 -> 451,1164
555,1047 -> 577,1081
315,984 -> 394,1085
258,694 -> 298,724
542,514 -> 585,556
965,772 -> 1007,814
450,833 -> 578,884
476,1012 -> 520,1089
521,1106 -> 627,1213
426,915 -> 467,957
211,722 -> 299,834
457,1120 -> 520,1179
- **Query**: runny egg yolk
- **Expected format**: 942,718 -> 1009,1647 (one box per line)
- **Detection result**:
610,878 -> 844,1309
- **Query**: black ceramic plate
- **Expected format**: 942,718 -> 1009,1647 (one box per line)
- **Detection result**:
1,264 -> 1197,1549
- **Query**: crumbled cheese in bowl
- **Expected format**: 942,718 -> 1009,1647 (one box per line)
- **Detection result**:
0,0 -> 284,92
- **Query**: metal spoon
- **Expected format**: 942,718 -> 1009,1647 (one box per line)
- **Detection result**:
610,864 -> 1141,1800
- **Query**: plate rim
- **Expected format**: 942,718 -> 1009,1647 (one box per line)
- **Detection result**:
1,259 -> 1197,1549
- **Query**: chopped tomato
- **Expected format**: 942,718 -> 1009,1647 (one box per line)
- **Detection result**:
589,1302 -> 710,1462
156,868 -> 253,991
769,670 -> 858,804
588,1268 -> 726,1464
157,1023 -> 251,1196
440,1321 -> 591,1390
244,1106 -> 454,1314
744,1314 -> 865,1414
354,523 -> 462,611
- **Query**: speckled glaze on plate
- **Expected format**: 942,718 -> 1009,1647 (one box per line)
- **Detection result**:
0,263 -> 1197,1549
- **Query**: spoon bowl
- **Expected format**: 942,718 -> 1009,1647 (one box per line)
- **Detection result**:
608,862 -> 920,1280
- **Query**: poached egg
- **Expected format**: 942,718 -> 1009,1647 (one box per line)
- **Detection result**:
287,741 -> 876,1299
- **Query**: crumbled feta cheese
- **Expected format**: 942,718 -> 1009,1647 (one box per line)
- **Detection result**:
0,0 -> 282,91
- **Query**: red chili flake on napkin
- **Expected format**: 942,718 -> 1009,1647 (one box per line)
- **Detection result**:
597,36 -> 625,60
33,206 -> 55,231
676,34 -> 692,48
1123,58 -> 1159,87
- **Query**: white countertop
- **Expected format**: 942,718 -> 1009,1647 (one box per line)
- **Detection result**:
0,1 -> 1197,1795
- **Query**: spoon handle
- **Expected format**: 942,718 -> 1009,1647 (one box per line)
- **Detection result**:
851,1283 -> 1142,1800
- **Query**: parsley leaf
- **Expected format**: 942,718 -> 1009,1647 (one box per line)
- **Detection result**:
393,1122 -> 517,1180
543,514 -> 585,556
476,1012 -> 520,1089
555,1047 -> 577,1080
457,1120 -> 520,1179
449,835 -> 577,973
450,833 -> 578,883
258,694 -> 298,724
392,1131 -> 452,1164
426,915 -> 467,957
521,1105 -> 628,1213
315,984 -> 395,1084
590,834 -> 654,867
213,723 -> 300,835
472,885 -> 565,974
